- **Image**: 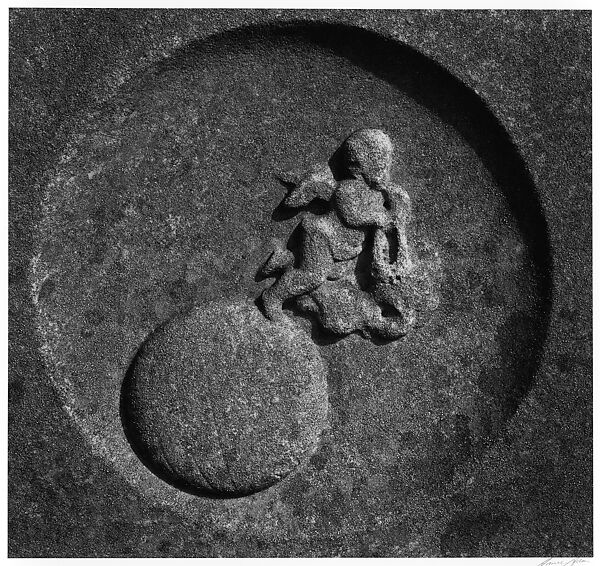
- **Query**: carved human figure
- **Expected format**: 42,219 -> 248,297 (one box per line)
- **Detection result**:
261,129 -> 420,339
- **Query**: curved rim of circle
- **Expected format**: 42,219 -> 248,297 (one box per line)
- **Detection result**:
37,20 -> 554,501
146,19 -> 553,415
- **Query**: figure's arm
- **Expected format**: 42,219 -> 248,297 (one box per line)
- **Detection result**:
378,184 -> 411,271
381,184 -> 410,215
283,181 -> 335,207
336,181 -> 392,229
380,184 -> 411,232
278,164 -> 337,208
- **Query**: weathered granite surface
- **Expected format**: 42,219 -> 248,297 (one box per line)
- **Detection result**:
9,9 -> 591,557
124,299 -> 328,497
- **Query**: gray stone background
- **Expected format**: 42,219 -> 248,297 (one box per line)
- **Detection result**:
9,9 -> 591,557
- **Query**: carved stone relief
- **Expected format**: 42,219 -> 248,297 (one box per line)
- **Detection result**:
28,23 -> 553,545
121,128 -> 440,497
261,128 -> 439,339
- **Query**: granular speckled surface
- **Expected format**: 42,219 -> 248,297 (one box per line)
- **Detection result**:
9,9 -> 591,557
123,299 -> 328,497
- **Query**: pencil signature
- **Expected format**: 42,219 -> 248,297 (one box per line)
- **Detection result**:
538,558 -> 589,566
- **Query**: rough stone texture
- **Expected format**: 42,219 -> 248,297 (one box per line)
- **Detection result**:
123,299 -> 328,497
261,128 -> 440,339
9,9 -> 591,558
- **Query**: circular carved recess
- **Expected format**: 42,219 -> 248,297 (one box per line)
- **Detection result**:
121,300 -> 328,498
32,23 -> 551,508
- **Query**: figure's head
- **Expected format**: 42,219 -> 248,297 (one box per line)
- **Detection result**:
341,129 -> 393,185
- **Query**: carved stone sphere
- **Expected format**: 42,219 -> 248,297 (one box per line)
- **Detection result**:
121,300 -> 328,497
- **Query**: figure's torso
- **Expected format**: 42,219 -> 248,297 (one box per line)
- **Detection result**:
304,211 -> 364,262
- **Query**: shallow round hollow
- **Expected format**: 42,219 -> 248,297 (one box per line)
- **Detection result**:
121,299 -> 328,498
